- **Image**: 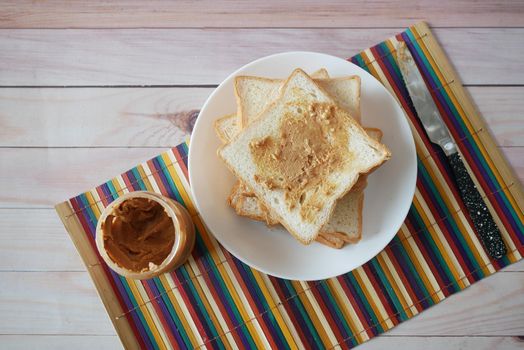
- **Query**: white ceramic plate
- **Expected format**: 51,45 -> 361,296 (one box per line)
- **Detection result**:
189,52 -> 416,280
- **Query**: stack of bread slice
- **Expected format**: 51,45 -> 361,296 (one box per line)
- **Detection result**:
215,68 -> 390,248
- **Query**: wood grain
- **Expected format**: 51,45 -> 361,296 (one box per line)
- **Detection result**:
1,28 -> 523,86
387,272 -> 524,336
0,271 -> 521,336
0,4 -> 523,346
0,87 -> 207,147
0,209 -> 85,271
0,271 -> 114,335
471,87 -> 524,147
0,147 -> 521,209
1,0 -> 523,28
0,148 -> 167,208
363,336 -> 524,350
0,336 -> 522,350
0,336 -> 122,350
502,262 -> 524,272
0,86 -> 522,148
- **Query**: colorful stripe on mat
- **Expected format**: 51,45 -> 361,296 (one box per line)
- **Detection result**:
58,24 -> 523,349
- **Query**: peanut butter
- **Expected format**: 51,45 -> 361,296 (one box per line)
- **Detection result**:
102,197 -> 175,272
250,102 -> 353,222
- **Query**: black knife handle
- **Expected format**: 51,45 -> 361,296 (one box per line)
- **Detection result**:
448,152 -> 507,259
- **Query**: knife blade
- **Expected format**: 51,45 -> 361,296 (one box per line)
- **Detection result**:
396,42 -> 507,259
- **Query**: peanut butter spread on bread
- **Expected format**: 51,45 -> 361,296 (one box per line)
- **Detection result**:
102,198 -> 175,272
250,102 -> 353,222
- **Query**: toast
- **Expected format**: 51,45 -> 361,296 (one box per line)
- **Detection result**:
235,75 -> 361,128
216,71 -> 364,246
214,113 -> 238,144
234,68 -> 329,128
321,128 -> 382,243
218,69 -> 391,244
228,180 -> 279,225
217,120 -> 381,245
218,75 -> 361,143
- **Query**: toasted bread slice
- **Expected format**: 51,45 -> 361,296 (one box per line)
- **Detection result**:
216,71 -> 364,248
235,74 -> 360,128
213,112 -> 381,248
228,180 -> 279,225
219,75 -> 360,143
214,113 -> 238,144
219,69 -> 391,244
314,68 -> 329,79
234,68 -> 329,128
320,128 -> 383,243
219,123 -> 382,246
316,233 -> 345,249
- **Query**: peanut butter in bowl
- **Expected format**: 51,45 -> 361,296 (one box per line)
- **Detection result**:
95,191 -> 195,279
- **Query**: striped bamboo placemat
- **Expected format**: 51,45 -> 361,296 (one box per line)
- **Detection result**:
56,22 -> 523,349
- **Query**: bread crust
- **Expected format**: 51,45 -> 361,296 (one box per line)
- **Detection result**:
316,233 -> 345,249
234,76 -> 282,129
213,113 -> 237,144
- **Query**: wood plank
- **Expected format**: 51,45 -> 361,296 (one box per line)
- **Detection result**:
0,87 -> 207,147
387,272 -> 524,336
1,1 -> 523,28
1,86 -> 522,148
361,336 -> 524,350
500,147 -> 524,186
0,147 -> 522,209
0,272 -> 114,335
503,260 -> 524,272
1,28 -> 523,86
0,209 -> 85,272
2,208 -> 522,272
0,148 -> 167,208
0,271 -> 522,335
469,87 -> 524,147
0,335 -> 122,349
1,336 -> 522,350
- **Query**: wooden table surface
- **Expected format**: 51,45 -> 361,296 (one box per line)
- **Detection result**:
1,1 -> 523,349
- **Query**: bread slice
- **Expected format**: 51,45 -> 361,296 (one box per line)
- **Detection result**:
218,76 -> 361,144
321,128 -> 382,243
316,233 -> 345,249
213,106 -> 381,247
317,77 -> 361,123
214,113 -> 238,143
216,72 -> 363,247
218,69 -> 391,244
228,180 -> 279,226
235,74 -> 361,128
218,122 -> 382,245
234,68 -> 329,129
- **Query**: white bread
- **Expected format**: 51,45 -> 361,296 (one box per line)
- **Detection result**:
213,106 -> 382,248
218,69 -> 391,244
214,113 -> 238,143
316,77 -> 361,123
235,74 -> 360,128
321,128 -> 382,243
227,180 -> 279,226
215,71 -> 364,248
234,68 -> 328,128
217,120 -> 381,246
218,75 -> 361,143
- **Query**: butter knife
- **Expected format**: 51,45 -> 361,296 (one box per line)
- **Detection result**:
396,42 -> 507,259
